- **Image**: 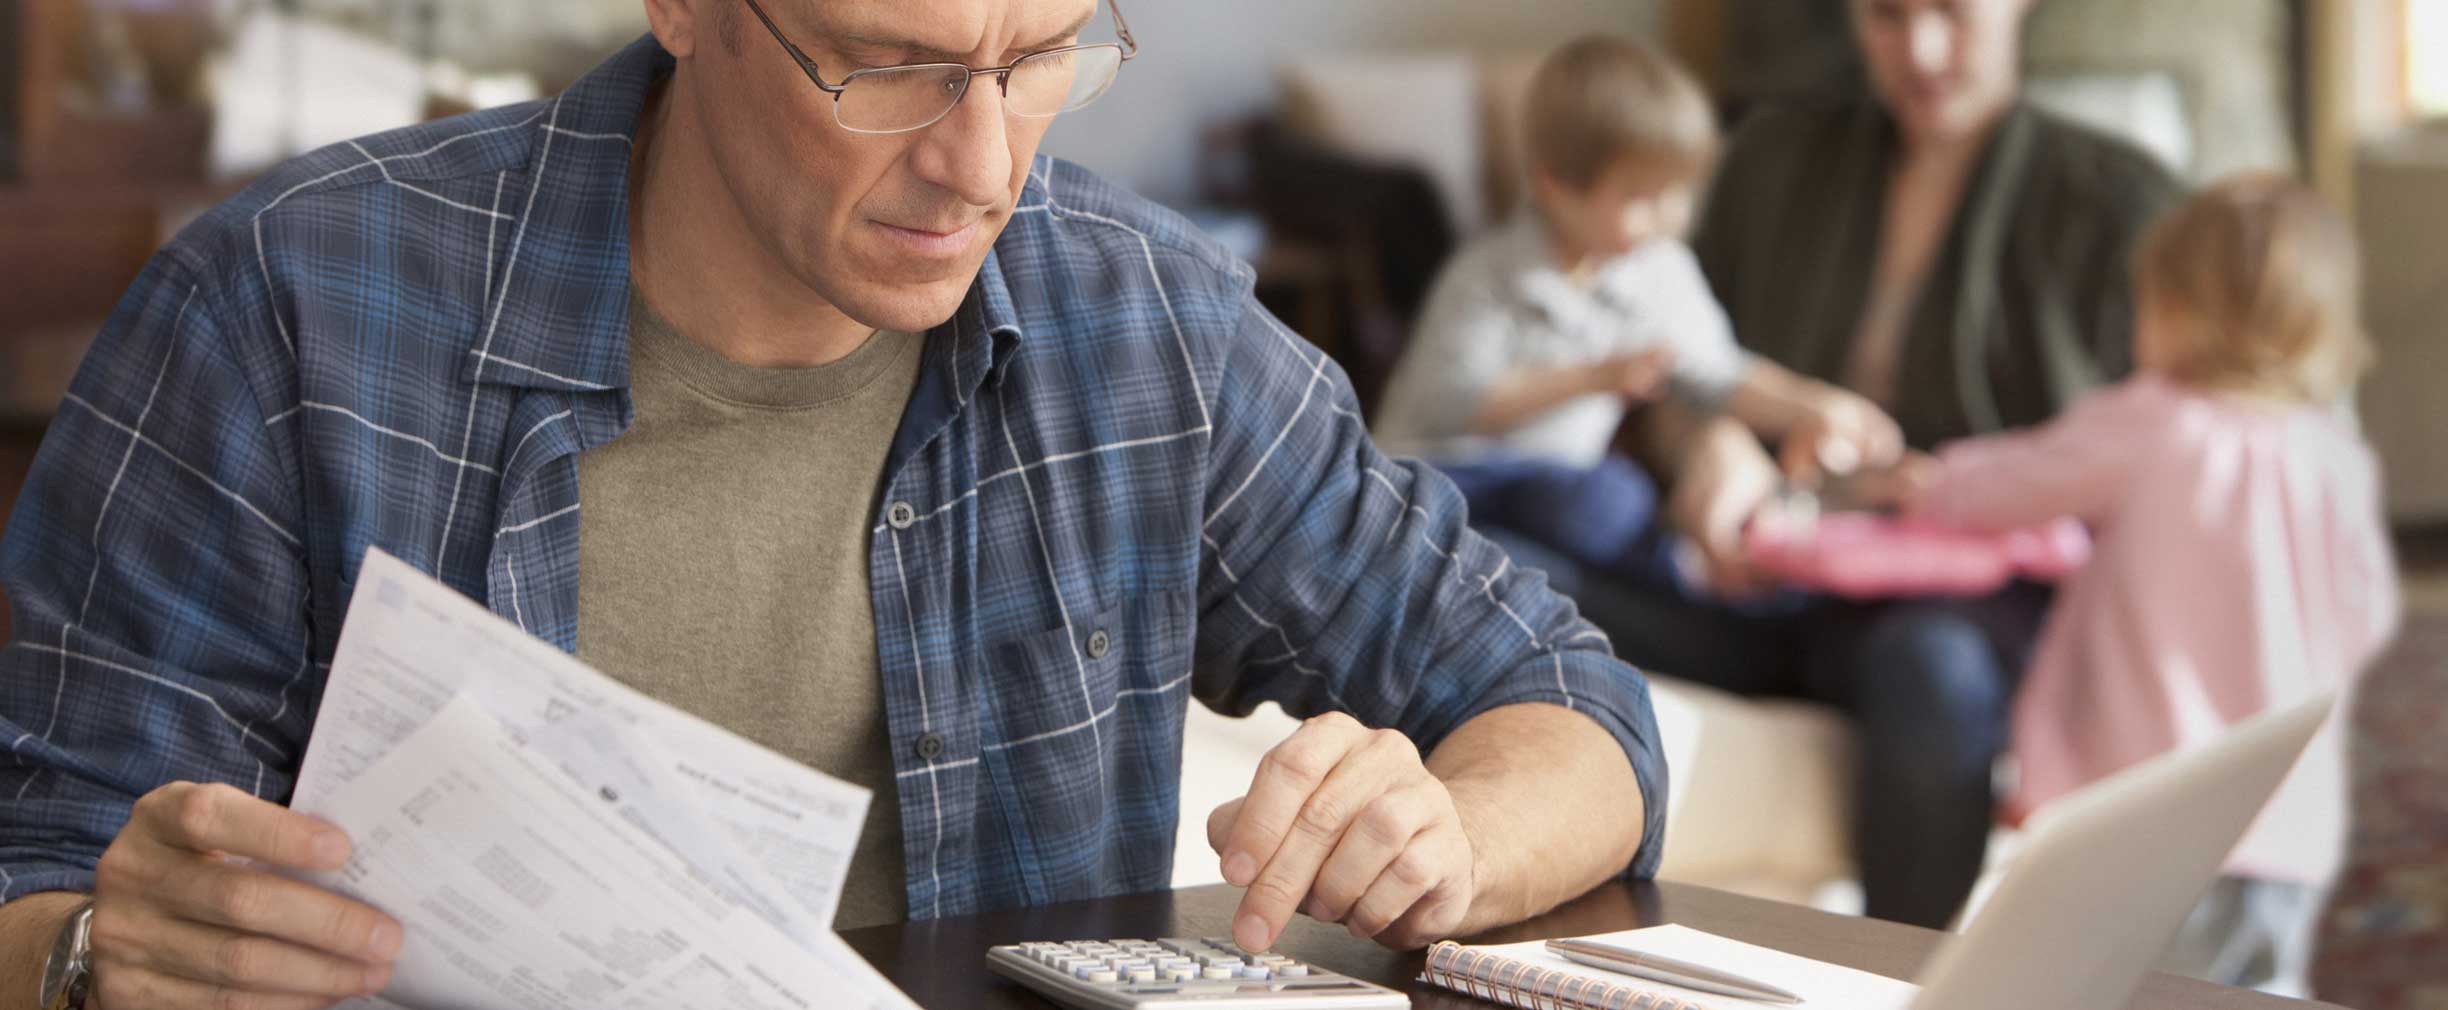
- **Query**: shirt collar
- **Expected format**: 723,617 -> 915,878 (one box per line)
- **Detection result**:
467,33 -> 1032,398
461,34 -> 662,393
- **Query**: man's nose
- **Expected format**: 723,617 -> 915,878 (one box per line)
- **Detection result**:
908,74 -> 1015,209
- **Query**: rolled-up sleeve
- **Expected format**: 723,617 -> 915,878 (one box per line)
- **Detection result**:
1191,290 -> 1668,879
0,251 -> 311,903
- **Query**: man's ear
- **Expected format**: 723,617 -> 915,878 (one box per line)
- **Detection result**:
642,0 -> 707,61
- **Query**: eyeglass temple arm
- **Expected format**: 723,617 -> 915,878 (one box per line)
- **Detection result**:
740,0 -> 849,94
1108,0 -> 1137,59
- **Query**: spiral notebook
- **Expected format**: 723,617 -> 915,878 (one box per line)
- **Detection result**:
1419,925 -> 1918,1010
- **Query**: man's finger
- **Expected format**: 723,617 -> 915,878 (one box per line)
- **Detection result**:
1302,787 -> 1435,925
132,914 -> 390,998
147,849 -> 403,962
1217,714 -> 1369,889
88,962 -> 339,1010
140,782 -> 351,871
1232,729 -> 1415,952
1375,867 -> 1473,950
1205,797 -> 1244,857
1342,839 -> 1443,941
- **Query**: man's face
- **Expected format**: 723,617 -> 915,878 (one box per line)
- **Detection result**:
1851,0 -> 2029,142
674,0 -> 1098,334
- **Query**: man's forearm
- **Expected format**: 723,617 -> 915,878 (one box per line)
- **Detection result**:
1427,702 -> 1646,933
0,891 -> 86,1010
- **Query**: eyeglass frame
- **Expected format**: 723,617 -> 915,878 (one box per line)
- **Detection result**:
737,0 -> 1138,135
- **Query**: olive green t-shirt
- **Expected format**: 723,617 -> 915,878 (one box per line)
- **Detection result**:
575,286 -> 922,929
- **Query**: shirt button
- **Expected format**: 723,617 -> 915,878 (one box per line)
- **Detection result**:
887,501 -> 917,529
1085,629 -> 1112,659
915,732 -> 946,761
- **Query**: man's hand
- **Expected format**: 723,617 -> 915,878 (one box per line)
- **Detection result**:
83,781 -> 401,1010
1778,389 -> 1905,485
1206,713 -> 1475,952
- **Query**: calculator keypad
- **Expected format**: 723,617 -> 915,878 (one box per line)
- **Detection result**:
987,936 -> 1407,1009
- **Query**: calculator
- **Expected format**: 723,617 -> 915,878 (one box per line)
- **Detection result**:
984,937 -> 1410,1009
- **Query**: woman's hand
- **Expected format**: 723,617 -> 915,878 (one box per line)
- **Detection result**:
1779,389 -> 1905,484
1838,452 -> 1941,512
1666,419 -> 1784,593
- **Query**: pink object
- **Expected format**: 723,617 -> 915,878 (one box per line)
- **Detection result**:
1913,376 -> 2401,884
1746,512 -> 2092,600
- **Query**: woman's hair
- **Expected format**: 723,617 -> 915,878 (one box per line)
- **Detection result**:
2134,173 -> 2371,403
1523,35 -> 1718,191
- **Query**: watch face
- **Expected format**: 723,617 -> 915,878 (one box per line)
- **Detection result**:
39,902 -> 93,1010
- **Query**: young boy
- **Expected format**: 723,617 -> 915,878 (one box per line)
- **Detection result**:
1373,35 -> 1893,595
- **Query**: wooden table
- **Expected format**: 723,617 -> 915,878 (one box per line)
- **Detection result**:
840,881 -> 2339,1009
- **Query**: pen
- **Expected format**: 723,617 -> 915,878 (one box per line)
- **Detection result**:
1543,938 -> 1804,1005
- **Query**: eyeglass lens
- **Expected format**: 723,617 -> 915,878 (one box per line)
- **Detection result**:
835,45 -> 1125,133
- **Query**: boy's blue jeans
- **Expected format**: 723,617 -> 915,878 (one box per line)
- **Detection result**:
1432,452 -> 1687,596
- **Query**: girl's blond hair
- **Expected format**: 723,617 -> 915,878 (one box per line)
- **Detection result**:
2135,173 -> 2371,403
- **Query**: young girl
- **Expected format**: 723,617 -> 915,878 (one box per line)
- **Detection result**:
1893,174 -> 2401,989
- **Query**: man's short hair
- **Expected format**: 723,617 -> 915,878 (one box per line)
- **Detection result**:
1524,35 -> 1718,190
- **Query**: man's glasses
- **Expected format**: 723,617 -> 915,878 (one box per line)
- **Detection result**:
739,0 -> 1137,135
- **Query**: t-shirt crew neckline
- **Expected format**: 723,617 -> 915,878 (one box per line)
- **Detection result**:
626,285 -> 914,411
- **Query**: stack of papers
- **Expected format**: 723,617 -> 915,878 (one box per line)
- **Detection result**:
291,549 -> 920,1010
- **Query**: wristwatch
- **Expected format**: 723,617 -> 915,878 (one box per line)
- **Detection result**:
37,899 -> 95,1010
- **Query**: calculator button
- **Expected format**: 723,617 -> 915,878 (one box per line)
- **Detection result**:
1127,968 -> 1156,984
1201,965 -> 1236,980
1276,963 -> 1310,977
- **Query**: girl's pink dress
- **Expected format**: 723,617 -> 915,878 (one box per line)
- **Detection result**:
1914,375 -> 2400,884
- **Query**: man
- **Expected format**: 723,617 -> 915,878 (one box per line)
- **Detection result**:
0,0 -> 1667,1007
1552,0 -> 2178,929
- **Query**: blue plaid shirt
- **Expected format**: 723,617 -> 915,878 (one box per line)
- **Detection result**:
1,36 -> 1664,918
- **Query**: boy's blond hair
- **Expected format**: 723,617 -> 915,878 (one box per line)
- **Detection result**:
2136,174 -> 2371,403
1524,35 -> 1718,190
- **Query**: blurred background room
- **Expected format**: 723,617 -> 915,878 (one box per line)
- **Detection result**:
4,1 -> 2447,1007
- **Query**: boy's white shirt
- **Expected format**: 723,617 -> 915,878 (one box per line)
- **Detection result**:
1373,210 -> 1751,468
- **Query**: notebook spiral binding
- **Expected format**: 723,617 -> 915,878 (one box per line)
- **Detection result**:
1421,941 -> 1707,1010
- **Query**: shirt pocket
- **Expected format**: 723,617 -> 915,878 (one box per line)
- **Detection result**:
975,588 -> 1191,905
